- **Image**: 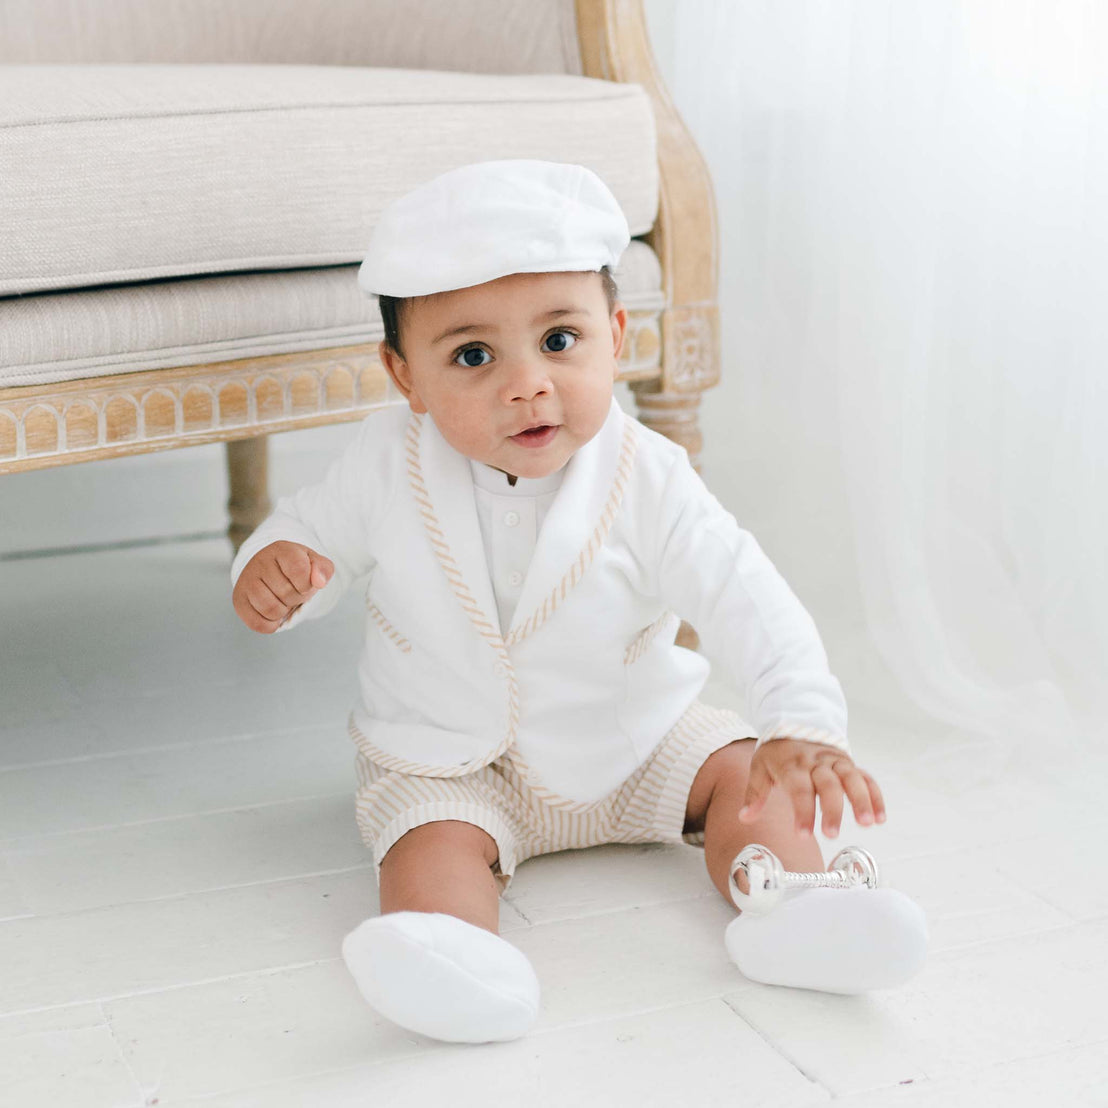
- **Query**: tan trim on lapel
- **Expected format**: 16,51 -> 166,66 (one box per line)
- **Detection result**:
403,413 -> 520,772
405,413 -> 500,639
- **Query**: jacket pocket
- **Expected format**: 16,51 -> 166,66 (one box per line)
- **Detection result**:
618,608 -> 710,757
365,593 -> 412,654
623,610 -> 681,666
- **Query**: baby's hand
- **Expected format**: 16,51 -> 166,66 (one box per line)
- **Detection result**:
232,541 -> 334,634
737,739 -> 886,840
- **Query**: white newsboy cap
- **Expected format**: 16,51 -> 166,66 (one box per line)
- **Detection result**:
357,159 -> 630,298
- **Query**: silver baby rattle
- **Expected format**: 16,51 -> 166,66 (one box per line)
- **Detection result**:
728,843 -> 880,916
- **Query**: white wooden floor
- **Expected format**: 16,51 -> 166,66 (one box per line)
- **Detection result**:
2,445 -> 1107,1107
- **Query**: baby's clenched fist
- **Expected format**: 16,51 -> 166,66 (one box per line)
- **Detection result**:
233,541 -> 334,633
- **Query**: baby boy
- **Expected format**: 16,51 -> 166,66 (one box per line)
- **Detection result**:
231,160 -> 928,1044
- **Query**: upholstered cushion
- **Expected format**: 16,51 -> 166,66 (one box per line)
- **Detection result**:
0,241 -> 664,387
0,0 -> 581,75
0,64 -> 657,296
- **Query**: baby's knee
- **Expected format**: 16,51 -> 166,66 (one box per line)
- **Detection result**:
685,738 -> 757,833
378,819 -> 504,929
385,819 -> 500,871
699,737 -> 758,797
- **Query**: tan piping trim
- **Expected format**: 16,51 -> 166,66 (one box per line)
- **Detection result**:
402,414 -> 519,776
624,610 -> 678,666
347,714 -> 472,778
365,599 -> 412,653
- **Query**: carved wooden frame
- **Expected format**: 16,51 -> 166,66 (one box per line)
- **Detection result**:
0,310 -> 662,472
575,0 -> 721,464
0,0 -> 719,543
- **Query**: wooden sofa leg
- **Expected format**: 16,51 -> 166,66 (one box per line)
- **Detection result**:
225,436 -> 272,554
628,381 -> 704,472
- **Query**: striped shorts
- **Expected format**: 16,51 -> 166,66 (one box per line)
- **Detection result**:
353,700 -> 755,894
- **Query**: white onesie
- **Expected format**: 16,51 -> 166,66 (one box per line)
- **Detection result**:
468,460 -> 564,636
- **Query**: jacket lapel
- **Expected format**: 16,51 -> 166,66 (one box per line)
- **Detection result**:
409,412 -> 502,643
507,398 -> 635,643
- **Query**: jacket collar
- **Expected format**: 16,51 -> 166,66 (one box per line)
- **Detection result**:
409,397 -> 636,647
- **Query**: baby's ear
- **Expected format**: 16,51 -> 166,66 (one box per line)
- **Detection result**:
379,342 -> 427,413
378,339 -> 402,383
610,303 -> 628,363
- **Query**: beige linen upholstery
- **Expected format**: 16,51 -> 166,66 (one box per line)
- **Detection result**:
0,0 -> 582,74
0,65 -> 657,295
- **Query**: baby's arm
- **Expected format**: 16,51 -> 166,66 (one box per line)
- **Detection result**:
654,457 -> 849,753
654,455 -> 887,835
229,415 -> 395,632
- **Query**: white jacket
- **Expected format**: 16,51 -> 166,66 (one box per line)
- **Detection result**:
231,397 -> 849,805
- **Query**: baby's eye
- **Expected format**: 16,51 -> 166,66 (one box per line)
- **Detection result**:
453,346 -> 491,368
542,330 -> 577,353
452,331 -> 577,366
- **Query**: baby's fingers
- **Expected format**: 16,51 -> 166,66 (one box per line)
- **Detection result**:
273,544 -> 334,597
309,552 -> 335,591
839,763 -> 880,827
274,544 -> 317,595
785,769 -> 819,838
862,770 -> 887,824
812,762 -> 845,837
233,578 -> 286,634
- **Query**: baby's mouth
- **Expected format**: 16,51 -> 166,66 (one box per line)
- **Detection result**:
510,424 -> 559,448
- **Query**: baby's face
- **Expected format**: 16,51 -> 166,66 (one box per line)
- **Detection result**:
380,271 -> 627,479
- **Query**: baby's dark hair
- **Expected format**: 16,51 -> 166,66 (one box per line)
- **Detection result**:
378,266 -> 620,361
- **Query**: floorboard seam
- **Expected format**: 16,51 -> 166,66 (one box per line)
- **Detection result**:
0,530 -> 225,562
718,993 -> 832,1096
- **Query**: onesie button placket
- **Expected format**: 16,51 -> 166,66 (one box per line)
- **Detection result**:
469,458 -> 564,636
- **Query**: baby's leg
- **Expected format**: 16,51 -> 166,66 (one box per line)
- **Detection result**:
344,819 -> 540,1042
379,819 -> 502,933
687,739 -> 928,993
686,738 -> 826,906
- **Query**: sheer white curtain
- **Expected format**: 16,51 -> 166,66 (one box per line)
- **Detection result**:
659,1 -> 1105,770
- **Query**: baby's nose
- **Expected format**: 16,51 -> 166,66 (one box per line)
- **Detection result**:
501,359 -> 552,402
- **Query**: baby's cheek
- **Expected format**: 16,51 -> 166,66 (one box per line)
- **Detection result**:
437,407 -> 491,457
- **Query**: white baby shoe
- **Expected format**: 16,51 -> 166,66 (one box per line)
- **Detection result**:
342,910 -> 541,1042
725,885 -> 929,994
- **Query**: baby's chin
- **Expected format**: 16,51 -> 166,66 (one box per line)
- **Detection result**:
494,459 -> 569,481
491,448 -> 572,482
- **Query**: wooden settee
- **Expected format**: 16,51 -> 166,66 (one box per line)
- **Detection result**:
0,0 -> 718,553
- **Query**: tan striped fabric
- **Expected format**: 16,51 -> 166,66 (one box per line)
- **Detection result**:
353,700 -> 757,893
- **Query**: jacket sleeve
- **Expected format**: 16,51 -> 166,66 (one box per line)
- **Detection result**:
654,453 -> 850,755
230,416 -> 394,631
